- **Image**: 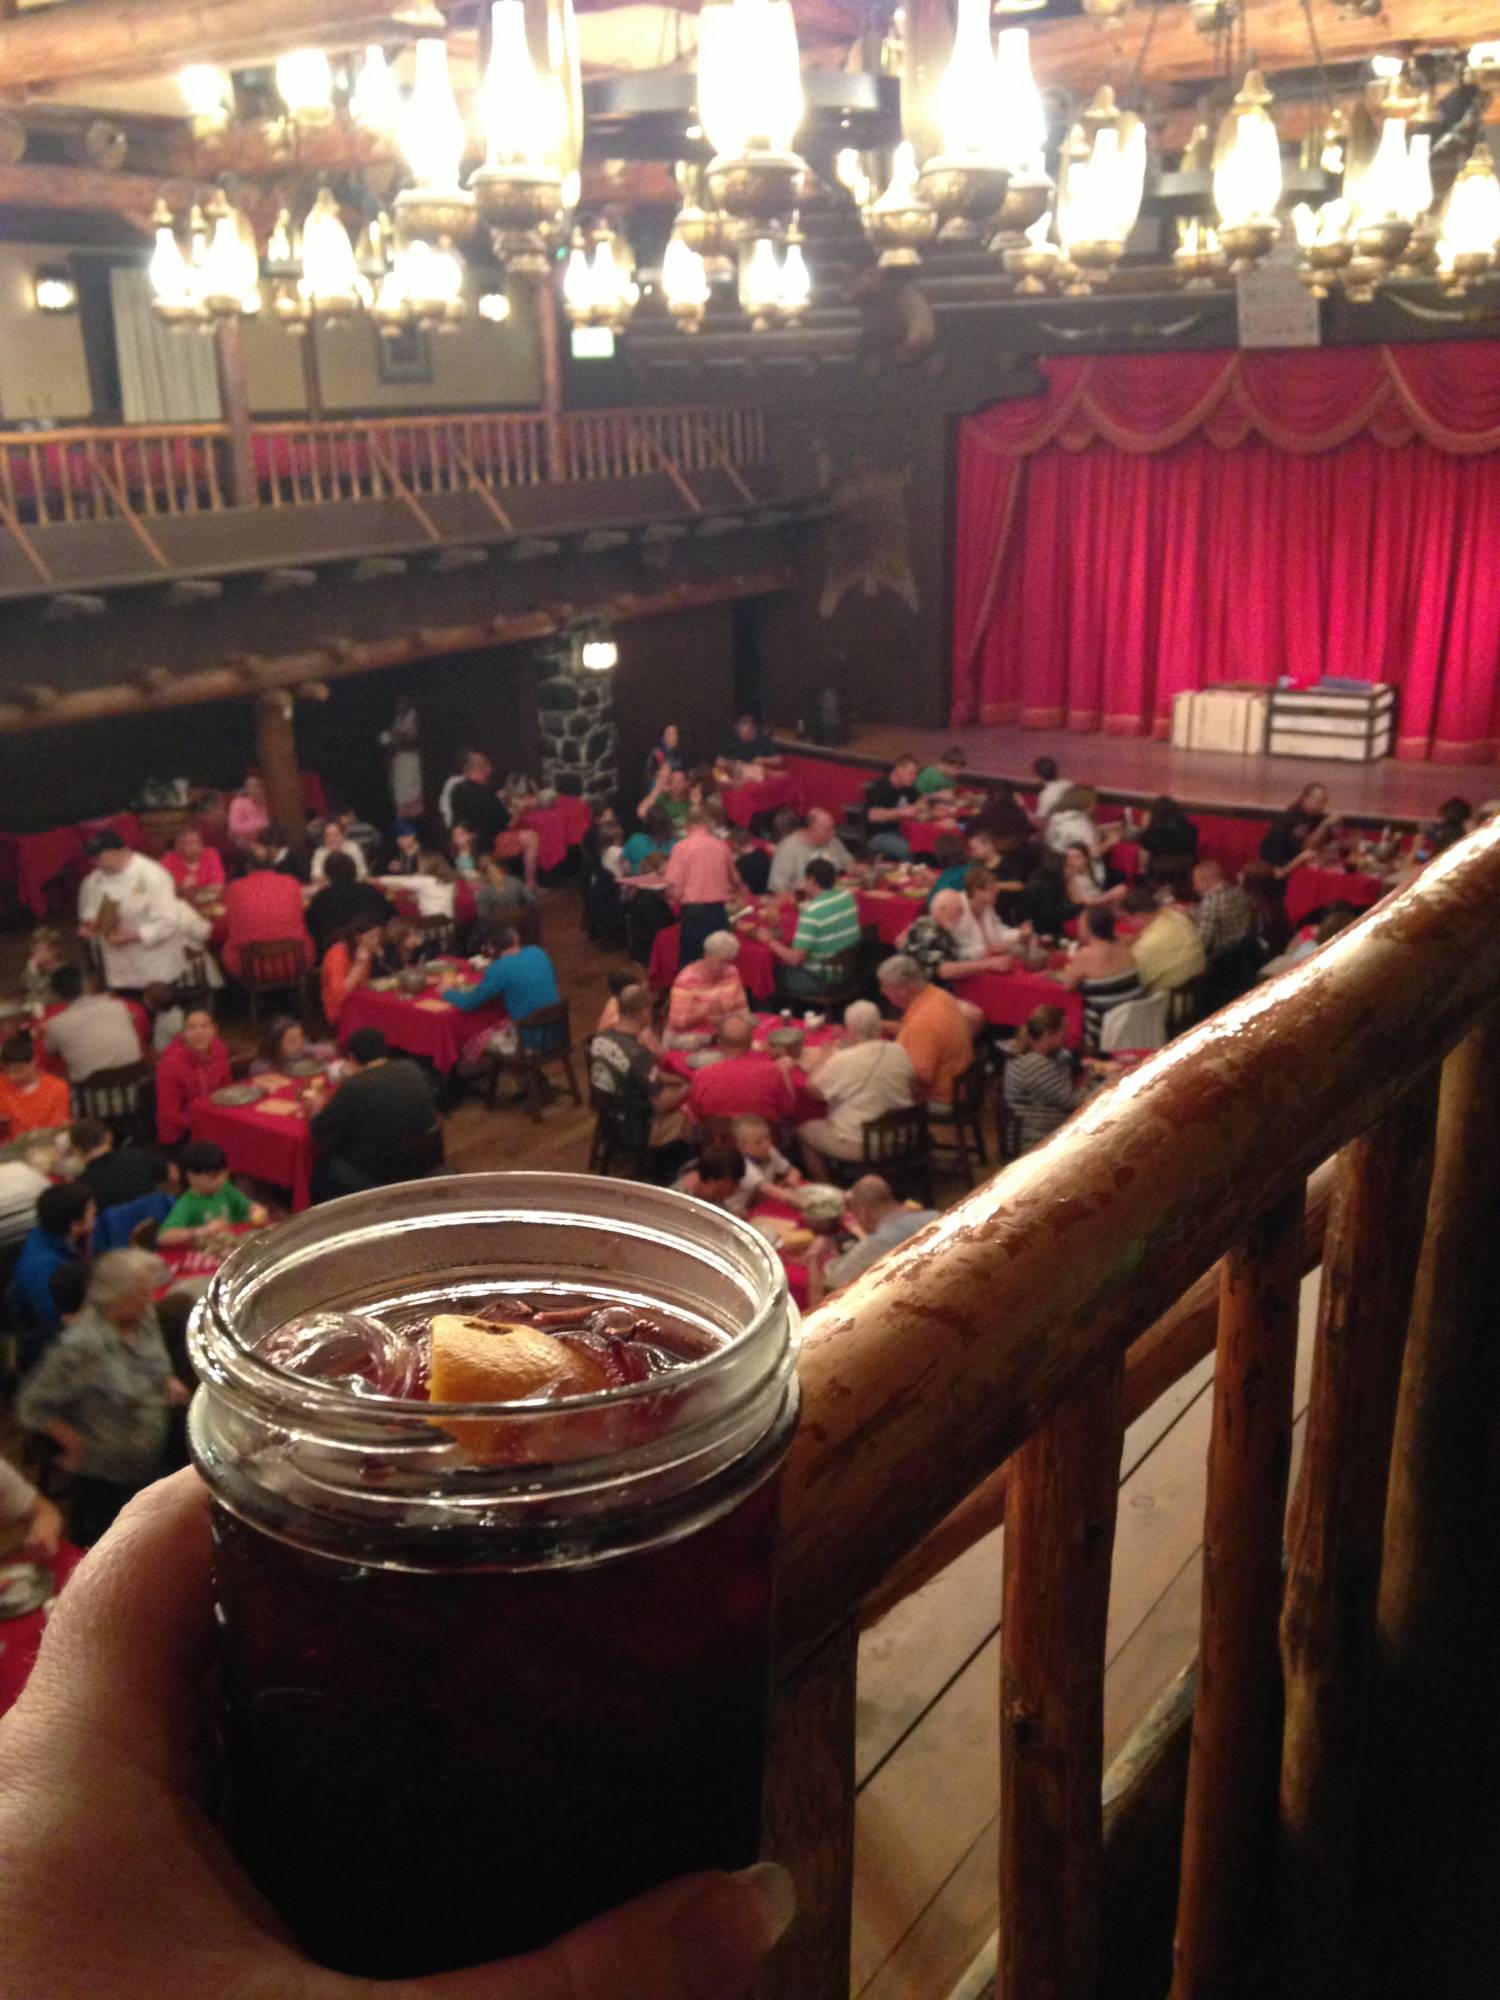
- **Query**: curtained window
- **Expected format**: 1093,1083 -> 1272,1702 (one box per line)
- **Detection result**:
110,266 -> 221,425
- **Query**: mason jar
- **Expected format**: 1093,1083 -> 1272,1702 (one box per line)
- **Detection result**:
188,1172 -> 800,1979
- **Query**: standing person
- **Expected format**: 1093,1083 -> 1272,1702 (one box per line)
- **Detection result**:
40,967 -> 144,1083
865,756 -> 922,860
663,809 -> 742,967
308,1028 -> 440,1201
380,695 -> 423,820
17,1248 -> 188,1545
154,1008 -> 232,1148
77,833 -> 188,994
758,859 -> 861,998
0,1034 -> 70,1138
877,954 -> 974,1112
1260,783 -> 1333,872
160,826 -> 225,895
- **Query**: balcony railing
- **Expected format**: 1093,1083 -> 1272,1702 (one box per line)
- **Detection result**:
763,824 -> 1500,1998
0,404 -> 768,529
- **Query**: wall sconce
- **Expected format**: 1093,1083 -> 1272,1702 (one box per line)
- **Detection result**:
570,617 -> 619,672
33,263 -> 78,314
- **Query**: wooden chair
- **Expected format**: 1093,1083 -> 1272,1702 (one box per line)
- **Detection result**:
826,1103 -> 933,1206
418,913 -> 459,957
775,948 -> 863,1014
1166,973 -> 1207,1037
486,1001 -> 583,1120
240,938 -> 313,1031
589,1090 -> 654,1180
72,1060 -> 154,1145
928,1060 -> 990,1188
174,948 -> 215,1010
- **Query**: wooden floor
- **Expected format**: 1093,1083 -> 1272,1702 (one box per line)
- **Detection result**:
786,722 -> 1500,826
848,1272 -> 1321,2000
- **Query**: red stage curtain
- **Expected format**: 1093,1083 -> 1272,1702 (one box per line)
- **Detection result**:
952,343 -> 1500,762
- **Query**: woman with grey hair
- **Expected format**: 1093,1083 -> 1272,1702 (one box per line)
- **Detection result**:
17,1247 -> 188,1545
664,927 -> 747,1044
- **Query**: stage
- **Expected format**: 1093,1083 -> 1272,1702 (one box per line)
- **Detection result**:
775,723 -> 1499,830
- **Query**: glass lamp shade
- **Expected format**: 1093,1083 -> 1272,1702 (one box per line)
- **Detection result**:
351,47 -> 400,137
481,0 -> 558,168
1438,144 -> 1500,263
300,188 -> 367,314
662,231 -> 711,311
739,235 -> 784,317
995,27 -> 1047,174
935,0 -> 999,160
401,37 -> 466,189
779,237 -> 810,316
275,48 -> 334,126
149,206 -> 196,315
202,197 -> 262,315
1213,72 -> 1283,228
696,0 -> 803,158
179,63 -> 232,126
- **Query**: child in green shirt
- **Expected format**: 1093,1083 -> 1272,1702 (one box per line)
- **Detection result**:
160,1140 -> 268,1247
915,746 -> 966,804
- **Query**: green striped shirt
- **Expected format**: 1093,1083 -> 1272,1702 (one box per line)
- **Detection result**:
793,887 -> 861,980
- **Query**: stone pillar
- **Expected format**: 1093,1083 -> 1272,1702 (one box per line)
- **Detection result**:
538,662 -> 617,813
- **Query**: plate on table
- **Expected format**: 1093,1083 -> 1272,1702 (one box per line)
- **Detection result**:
0,1562 -> 53,1621
686,1050 -> 724,1070
369,976 -> 398,992
283,1057 -> 325,1079
211,1084 -> 264,1108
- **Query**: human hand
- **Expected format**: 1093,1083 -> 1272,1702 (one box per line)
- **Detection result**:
110,927 -> 139,946
247,1204 -> 269,1228
0,1472 -> 796,2000
20,1493 -> 63,1565
163,1377 -> 192,1408
199,1218 -> 232,1241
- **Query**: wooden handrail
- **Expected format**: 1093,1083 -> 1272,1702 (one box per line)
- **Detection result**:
773,823 -> 1500,1671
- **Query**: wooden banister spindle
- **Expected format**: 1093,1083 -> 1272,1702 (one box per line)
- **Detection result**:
1276,1080 -> 1437,1998
1365,1015 -> 1500,1980
756,1622 -> 858,2000
999,1350 -> 1124,2000
1171,1185 -> 1305,2000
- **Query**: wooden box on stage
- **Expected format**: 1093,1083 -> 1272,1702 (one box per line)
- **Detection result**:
1170,686 -> 1268,756
1266,682 -> 1396,763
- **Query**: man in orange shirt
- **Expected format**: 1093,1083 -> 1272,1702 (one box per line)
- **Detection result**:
877,954 -> 974,1113
0,1033 -> 71,1138
663,808 -> 743,967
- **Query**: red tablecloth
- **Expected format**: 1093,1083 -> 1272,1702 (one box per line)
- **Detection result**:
187,1082 -> 314,1211
953,970 -> 1085,1044
1284,867 -> 1385,928
337,978 -> 507,1074
721,772 -> 802,828
778,754 -> 874,817
0,813 -> 144,919
514,796 -> 592,873
661,1015 -> 839,1127
380,879 -> 479,927
1109,840 -> 1144,880
0,1541 -> 84,1719
858,885 -> 930,945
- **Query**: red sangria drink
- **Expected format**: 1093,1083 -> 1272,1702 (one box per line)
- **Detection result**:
188,1173 -> 800,1979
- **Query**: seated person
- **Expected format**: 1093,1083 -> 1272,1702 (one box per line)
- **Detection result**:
687,765 -> 725,820
595,810 -> 628,882
161,825 -> 225,895
249,1016 -> 337,1077
641,724 -> 683,794
1139,796 -> 1199,872
686,1014 -> 798,1129
0,1033 -> 70,1139
666,930 -> 748,1045
1004,1004 -> 1088,1153
757,860 -> 861,999
23,927 -> 66,1004
595,964 -> 653,1038
309,1028 -> 440,1203
17,1246 -> 188,1545
1191,859 -> 1256,961
1045,786 -> 1121,857
305,852 -> 392,960
865,756 -> 922,860
1062,840 -> 1128,910
8,1182 -> 95,1369
1428,796 -> 1474,856
637,766 -> 694,839
40,966 -> 143,1083
807,1175 -> 939,1304
308,819 -> 370,884
963,870 -> 1028,960
970,780 -> 1034,849
767,810 -> 854,896
439,921 -> 560,1067
222,864 -> 315,983
720,712 -> 780,770
1127,889 -> 1207,995
877,954 -> 974,1111
441,754 -> 542,894
797,999 -> 916,1178
589,982 -> 690,1160
1259,783 -> 1333,874
380,917 -> 426,972
71,1119 -> 172,1214
387,820 -> 426,876
1011,851 -> 1079,940
914,745 -> 967,806
731,1114 -> 800,1201
909,885 -> 1015,979
728,824 -> 772,897
227,773 -> 271,857
1054,907 -> 1146,1056
621,807 -> 678,876
159,1140 -> 268,1247
1033,756 -> 1074,822
0,1452 -> 63,1566
321,918 -> 385,1027
1259,902 -> 1359,981
928,832 -> 969,897
155,1007 -> 233,1147
676,1142 -> 749,1213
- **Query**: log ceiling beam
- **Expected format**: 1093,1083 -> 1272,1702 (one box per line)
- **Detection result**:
0,568 -> 795,733
0,161 -> 191,219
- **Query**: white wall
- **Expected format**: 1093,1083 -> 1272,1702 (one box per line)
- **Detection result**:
0,244 -> 93,422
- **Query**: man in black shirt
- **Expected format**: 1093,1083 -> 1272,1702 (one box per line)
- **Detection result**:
719,713 -> 780,767
866,754 -> 921,860
306,852 -> 392,958
309,1027 -> 442,1202
445,750 -> 541,890
70,1120 -> 172,1214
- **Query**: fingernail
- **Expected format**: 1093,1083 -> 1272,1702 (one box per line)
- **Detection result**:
730,1861 -> 797,1945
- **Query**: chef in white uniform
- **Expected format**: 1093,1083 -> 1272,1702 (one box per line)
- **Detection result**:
77,831 -> 189,993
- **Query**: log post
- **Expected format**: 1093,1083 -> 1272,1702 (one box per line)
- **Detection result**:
530,276 -> 566,482
1171,1185 -> 1305,2000
1364,1015 -> 1500,1984
999,1349 -> 1124,2000
213,315 -> 256,509
254,689 -> 306,849
756,1622 -> 857,2000
1276,1080 -> 1438,1998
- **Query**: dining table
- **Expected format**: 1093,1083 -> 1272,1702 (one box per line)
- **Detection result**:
648,880 -> 932,996
0,1541 -> 84,1719
335,961 -> 508,1074
719,771 -> 802,829
186,1075 -> 318,1211
1284,864 -> 1385,928
660,1012 -> 842,1127
513,795 -> 592,873
0,812 -> 144,920
951,964 -> 1085,1045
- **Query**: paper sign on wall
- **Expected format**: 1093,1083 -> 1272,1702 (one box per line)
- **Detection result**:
1235,258 -> 1321,348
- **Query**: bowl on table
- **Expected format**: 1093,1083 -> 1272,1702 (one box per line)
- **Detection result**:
766,1027 -> 805,1058
211,1083 -> 264,1108
686,1050 -> 724,1071
397,967 -> 430,996
283,1057 -> 325,1079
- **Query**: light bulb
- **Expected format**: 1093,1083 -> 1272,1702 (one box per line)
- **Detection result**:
400,36 -> 465,189
478,289 -> 511,322
935,0 -> 999,160
33,269 -> 77,313
563,237 -> 594,317
662,231 -> 710,308
1439,144 -> 1500,260
1404,133 -> 1434,220
873,139 -> 922,212
267,208 -> 295,266
481,0 -> 558,167
1213,72 -> 1283,229
1353,116 -> 1411,223
580,637 -> 618,672
994,28 -> 1046,174
149,206 -> 192,308
300,187 -> 365,312
696,0 -> 803,158
202,198 -> 261,313
1469,41 -> 1500,68
1370,53 -> 1404,79
835,148 -> 872,207
779,237 -> 810,314
351,46 -> 400,136
179,63 -> 231,126
275,48 -> 334,125
739,235 -> 783,317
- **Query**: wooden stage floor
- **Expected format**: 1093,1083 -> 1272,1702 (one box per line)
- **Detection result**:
785,722 -> 1500,826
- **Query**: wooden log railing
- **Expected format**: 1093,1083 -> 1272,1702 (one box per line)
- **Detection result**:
0,405 -> 768,535
763,822 -> 1500,2000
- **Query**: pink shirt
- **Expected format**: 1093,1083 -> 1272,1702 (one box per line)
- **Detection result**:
162,847 -> 226,891
228,793 -> 270,848
664,829 -> 740,907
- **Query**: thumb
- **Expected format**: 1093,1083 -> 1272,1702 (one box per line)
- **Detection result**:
393,1864 -> 795,2000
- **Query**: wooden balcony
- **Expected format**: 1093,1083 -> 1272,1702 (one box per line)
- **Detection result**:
766,825 -> 1500,2000
0,404 -> 793,602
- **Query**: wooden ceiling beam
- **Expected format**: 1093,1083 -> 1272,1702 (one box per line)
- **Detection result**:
0,160 -> 190,219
